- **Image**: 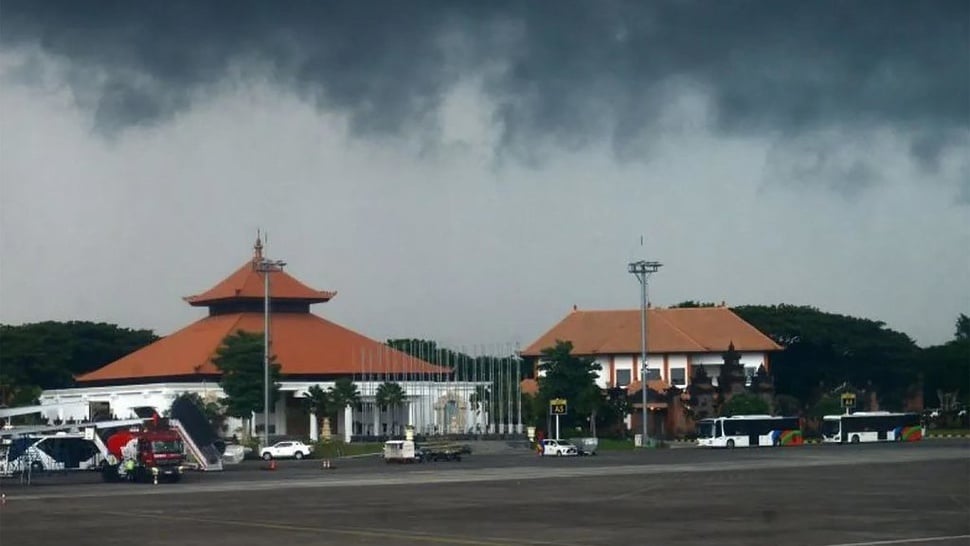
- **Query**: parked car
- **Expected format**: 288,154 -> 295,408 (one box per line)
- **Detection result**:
540,439 -> 578,456
260,440 -> 313,460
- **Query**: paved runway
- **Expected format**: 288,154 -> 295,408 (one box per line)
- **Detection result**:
1,442 -> 968,545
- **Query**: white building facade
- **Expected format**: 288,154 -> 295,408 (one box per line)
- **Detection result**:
591,351 -> 770,390
38,378 -> 509,442
523,305 -> 782,391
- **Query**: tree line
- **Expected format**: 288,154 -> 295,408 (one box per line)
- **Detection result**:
1,305 -> 966,435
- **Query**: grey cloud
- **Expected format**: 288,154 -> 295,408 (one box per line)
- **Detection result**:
1,1 -> 967,169
764,135 -> 882,200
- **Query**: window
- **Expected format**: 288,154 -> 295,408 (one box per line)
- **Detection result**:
645,368 -> 661,380
615,369 -> 631,387
670,368 -> 686,386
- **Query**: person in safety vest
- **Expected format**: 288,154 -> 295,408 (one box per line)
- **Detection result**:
125,458 -> 136,480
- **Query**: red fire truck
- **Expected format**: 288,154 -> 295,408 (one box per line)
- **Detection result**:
101,416 -> 187,484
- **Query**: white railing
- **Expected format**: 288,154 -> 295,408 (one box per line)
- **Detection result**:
170,419 -> 223,471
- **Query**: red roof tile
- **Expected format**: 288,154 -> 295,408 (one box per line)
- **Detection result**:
626,379 -> 671,396
520,378 -> 539,396
77,312 -> 449,383
521,307 -> 782,356
183,260 -> 336,306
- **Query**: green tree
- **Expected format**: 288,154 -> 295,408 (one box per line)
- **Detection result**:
596,388 -> 632,437
774,394 -> 802,416
170,392 -> 227,434
301,385 -> 332,439
720,394 -> 771,416
535,340 -> 604,435
671,301 -> 717,308
733,304 -> 920,409
375,382 -> 407,435
0,321 -> 158,405
917,314 -> 970,408
519,392 -> 539,430
956,313 -> 970,340
212,330 -> 282,439
327,377 -> 362,435
809,395 -> 843,418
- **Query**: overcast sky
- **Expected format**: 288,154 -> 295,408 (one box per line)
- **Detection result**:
1,1 -> 967,349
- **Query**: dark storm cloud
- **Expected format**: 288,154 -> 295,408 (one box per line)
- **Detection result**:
1,0 -> 967,157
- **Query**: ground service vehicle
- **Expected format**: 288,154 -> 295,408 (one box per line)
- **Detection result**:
260,440 -> 313,460
696,415 -> 803,448
821,412 -> 922,444
384,440 -> 418,463
101,417 -> 187,484
568,437 -> 599,455
416,442 -> 464,462
540,439 -> 578,456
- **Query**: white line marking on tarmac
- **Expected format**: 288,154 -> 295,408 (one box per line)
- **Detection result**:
102,510 -> 588,546
820,535 -> 970,546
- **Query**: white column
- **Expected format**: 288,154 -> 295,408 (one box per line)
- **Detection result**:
372,401 -> 380,436
309,413 -> 319,442
275,397 -> 286,436
343,405 -> 352,443
408,400 -> 415,428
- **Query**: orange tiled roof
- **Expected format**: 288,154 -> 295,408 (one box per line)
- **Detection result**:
183,261 -> 336,306
626,379 -> 671,396
520,307 -> 782,357
77,312 -> 449,383
520,378 -> 539,396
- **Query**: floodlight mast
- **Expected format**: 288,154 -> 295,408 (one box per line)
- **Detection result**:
254,256 -> 286,449
627,260 -> 662,447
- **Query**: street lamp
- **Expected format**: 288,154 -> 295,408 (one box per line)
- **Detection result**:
627,259 -> 662,447
254,256 -> 285,449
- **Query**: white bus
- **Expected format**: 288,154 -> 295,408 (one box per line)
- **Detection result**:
696,415 -> 803,448
821,411 -> 922,444
0,432 -> 103,476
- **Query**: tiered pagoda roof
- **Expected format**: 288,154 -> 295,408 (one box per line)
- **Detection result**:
77,238 -> 448,385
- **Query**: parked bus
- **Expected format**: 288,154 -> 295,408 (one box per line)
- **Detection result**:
0,432 -> 103,476
696,415 -> 803,448
821,411 -> 922,444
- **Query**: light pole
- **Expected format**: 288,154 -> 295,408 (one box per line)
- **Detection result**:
254,256 -> 285,449
628,259 -> 662,447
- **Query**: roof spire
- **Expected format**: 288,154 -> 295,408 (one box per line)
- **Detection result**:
254,230 -> 264,260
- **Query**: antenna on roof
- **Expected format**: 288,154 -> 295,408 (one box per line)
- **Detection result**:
254,228 -> 264,259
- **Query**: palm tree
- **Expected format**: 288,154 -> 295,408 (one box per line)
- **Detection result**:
375,382 -> 407,436
327,377 -> 362,436
302,385 -> 332,440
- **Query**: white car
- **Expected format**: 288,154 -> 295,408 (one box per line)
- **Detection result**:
260,440 -> 313,460
541,439 -> 578,456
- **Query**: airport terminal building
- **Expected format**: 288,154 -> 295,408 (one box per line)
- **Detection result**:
37,239 -> 782,443
39,239 -> 490,442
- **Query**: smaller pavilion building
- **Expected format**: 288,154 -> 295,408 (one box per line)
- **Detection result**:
519,304 -> 783,437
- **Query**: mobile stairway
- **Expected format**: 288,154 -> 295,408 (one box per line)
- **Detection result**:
134,404 -> 224,472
